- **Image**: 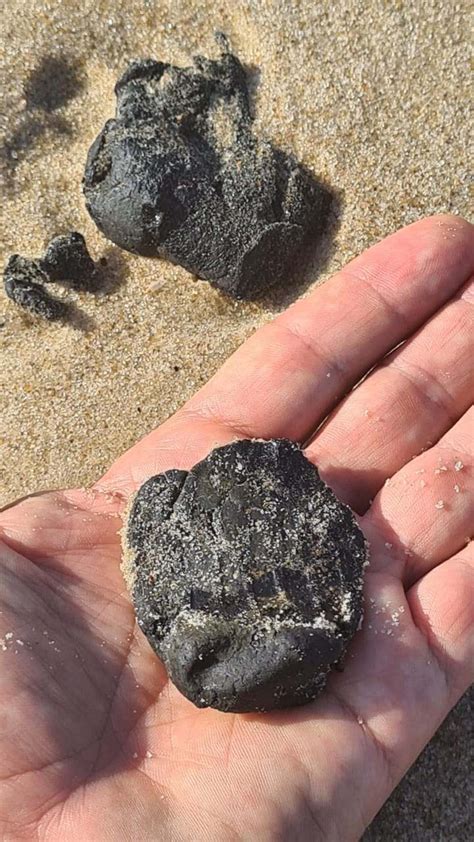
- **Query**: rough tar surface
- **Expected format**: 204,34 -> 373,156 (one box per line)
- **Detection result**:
122,438 -> 368,713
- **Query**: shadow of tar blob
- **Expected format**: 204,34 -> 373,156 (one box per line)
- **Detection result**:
1,55 -> 84,189
84,35 -> 334,300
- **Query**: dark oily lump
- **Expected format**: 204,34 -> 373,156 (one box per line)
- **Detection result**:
123,439 -> 368,713
3,232 -> 97,320
40,232 -> 96,288
84,35 -> 329,299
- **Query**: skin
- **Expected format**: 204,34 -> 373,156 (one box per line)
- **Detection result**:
0,214 -> 473,841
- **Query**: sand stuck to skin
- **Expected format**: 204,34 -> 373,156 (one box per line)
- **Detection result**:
0,1 -> 471,836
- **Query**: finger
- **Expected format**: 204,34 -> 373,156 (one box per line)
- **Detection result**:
407,542 -> 474,700
361,408 -> 473,587
307,276 -> 474,511
102,215 -> 474,493
326,545 -> 473,821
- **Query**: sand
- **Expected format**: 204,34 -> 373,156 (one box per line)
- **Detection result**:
0,0 -> 471,835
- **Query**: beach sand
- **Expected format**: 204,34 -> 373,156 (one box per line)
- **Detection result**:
0,0 -> 471,836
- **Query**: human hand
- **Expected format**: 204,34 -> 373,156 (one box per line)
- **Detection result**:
1,215 -> 473,841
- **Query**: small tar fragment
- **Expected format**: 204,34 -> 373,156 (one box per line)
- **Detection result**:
40,231 -> 97,290
122,438 -> 368,713
84,36 -> 331,299
3,232 -> 97,320
3,255 -> 68,321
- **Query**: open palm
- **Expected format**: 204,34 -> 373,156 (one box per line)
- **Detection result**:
1,215 -> 473,841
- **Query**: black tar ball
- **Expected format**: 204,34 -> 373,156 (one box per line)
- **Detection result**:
84,39 -> 330,299
122,439 -> 368,713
